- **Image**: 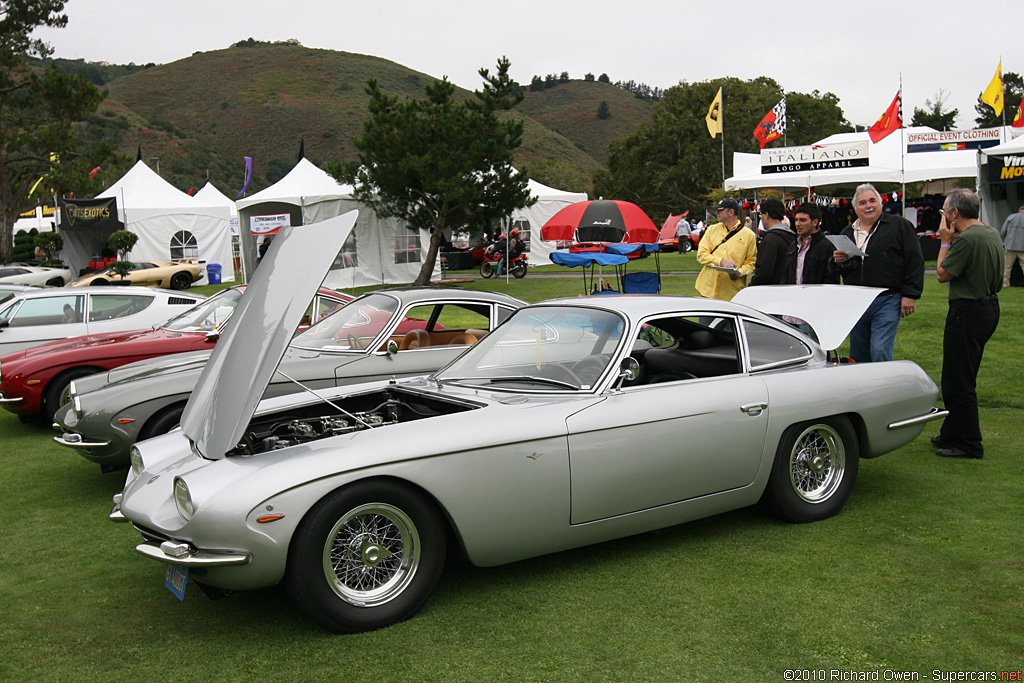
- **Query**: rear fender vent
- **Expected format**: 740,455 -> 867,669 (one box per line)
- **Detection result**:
168,297 -> 198,305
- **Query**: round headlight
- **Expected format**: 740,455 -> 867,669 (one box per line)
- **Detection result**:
129,446 -> 144,476
173,477 -> 195,521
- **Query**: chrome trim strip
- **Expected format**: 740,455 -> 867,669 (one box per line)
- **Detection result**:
887,407 -> 949,430
135,541 -> 251,567
0,393 -> 24,404
53,434 -> 110,449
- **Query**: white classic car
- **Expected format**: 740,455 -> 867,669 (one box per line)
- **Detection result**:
0,264 -> 75,287
114,212 -> 945,633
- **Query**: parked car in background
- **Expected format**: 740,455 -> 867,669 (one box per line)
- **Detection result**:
0,264 -> 76,287
0,286 -> 203,358
67,260 -> 205,289
0,285 -> 349,423
113,218 -> 945,634
55,287 -> 523,471
0,284 -> 37,305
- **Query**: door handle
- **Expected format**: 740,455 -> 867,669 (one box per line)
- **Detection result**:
740,403 -> 767,416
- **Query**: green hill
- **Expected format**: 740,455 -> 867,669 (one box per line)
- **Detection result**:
69,43 -> 654,197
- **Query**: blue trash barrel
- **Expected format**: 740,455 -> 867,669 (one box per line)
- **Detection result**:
207,263 -> 222,285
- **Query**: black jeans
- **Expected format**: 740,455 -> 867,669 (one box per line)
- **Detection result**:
939,296 -> 1000,456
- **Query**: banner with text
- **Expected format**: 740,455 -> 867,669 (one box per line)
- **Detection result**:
987,154 -> 1024,183
250,213 -> 291,235
760,141 -> 869,174
907,128 -> 1001,153
57,198 -> 120,231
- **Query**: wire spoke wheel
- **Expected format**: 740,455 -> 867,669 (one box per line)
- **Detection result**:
323,503 -> 419,607
788,424 -> 845,503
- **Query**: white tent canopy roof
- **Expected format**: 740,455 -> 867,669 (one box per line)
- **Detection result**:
726,127 -> 1014,190
194,182 -> 238,216
236,158 -> 353,209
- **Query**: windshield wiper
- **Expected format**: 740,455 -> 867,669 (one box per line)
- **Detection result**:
483,375 -> 580,390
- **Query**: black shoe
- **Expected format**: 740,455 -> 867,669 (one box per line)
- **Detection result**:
930,435 -> 947,448
936,447 -> 982,459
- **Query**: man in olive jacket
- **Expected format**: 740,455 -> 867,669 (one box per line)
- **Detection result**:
829,184 -> 924,363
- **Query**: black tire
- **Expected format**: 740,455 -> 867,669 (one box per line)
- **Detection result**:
680,239 -> 693,253
139,403 -> 186,440
90,278 -> 109,286
479,261 -> 494,279
511,261 -> 527,278
286,480 -> 446,633
760,416 -> 859,523
170,272 -> 192,290
45,277 -> 64,287
43,367 -> 101,422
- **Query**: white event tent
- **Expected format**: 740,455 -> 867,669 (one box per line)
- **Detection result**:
511,178 -> 588,266
978,134 -> 1024,229
60,161 -> 234,283
236,158 -> 435,289
725,127 -> 1008,191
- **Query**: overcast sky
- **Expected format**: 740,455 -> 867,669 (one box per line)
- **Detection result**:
33,0 -> 1019,133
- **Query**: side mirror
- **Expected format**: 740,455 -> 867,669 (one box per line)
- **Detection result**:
618,356 -> 639,382
0,319 -> 8,331
386,339 -> 399,356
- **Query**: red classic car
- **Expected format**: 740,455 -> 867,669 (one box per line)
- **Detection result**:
0,285 -> 350,422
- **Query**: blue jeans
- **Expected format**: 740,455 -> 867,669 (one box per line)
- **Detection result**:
849,292 -> 902,363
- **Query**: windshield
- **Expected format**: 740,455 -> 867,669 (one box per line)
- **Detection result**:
291,293 -> 399,351
162,288 -> 242,332
438,305 -> 625,391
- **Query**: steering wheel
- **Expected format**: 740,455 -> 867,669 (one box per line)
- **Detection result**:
540,362 -> 584,386
347,332 -> 364,350
571,354 -> 608,385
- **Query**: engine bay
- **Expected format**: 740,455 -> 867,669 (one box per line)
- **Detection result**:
228,386 -> 478,456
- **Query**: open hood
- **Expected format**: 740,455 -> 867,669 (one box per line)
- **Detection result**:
732,284 -> 883,351
180,211 -> 358,459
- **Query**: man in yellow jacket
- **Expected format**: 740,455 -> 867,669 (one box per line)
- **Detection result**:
695,198 -> 758,300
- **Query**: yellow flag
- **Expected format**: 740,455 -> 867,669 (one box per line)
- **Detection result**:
981,59 -> 1004,117
706,87 -> 723,138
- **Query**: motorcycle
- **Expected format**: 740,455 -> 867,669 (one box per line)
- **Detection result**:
479,244 -> 528,279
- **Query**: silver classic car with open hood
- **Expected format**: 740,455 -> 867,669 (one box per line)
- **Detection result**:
114,212 -> 946,633
55,287 -> 523,470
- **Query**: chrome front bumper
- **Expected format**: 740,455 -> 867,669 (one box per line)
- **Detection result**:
887,406 -> 948,430
0,392 -> 23,404
135,541 -> 251,568
53,431 -> 111,449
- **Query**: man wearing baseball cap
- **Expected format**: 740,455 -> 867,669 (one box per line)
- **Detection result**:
695,198 -> 758,300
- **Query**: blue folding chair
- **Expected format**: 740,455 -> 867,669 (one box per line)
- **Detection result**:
621,271 -> 660,294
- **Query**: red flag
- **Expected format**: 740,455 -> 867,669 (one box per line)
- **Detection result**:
868,91 -> 902,143
1013,95 -> 1024,129
753,98 -> 786,149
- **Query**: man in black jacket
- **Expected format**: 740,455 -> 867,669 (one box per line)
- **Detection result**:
786,203 -> 838,285
749,198 -> 794,286
829,184 -> 924,362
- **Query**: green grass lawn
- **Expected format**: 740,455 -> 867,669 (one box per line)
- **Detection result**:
1,276 -> 1021,681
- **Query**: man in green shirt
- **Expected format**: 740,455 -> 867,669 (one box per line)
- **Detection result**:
933,189 -> 1003,459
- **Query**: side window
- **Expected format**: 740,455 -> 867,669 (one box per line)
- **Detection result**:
88,294 -> 153,322
8,295 -> 84,326
628,315 -> 740,384
394,226 -> 421,264
744,320 -> 811,369
170,230 -> 199,260
315,296 -> 345,322
405,303 -> 491,333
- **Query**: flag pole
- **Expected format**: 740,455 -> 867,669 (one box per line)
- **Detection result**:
900,74 -> 906,216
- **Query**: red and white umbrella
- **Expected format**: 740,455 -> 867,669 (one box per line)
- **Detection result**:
541,199 -> 659,244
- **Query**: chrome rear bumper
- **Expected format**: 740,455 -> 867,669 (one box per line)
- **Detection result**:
887,406 -> 948,430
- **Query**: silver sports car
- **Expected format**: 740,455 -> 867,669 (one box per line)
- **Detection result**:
55,287 -> 524,470
113,213 -> 946,633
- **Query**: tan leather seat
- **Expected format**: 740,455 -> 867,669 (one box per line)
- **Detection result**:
448,332 -> 478,346
399,328 -> 431,350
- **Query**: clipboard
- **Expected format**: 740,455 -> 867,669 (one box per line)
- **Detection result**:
710,264 -> 742,277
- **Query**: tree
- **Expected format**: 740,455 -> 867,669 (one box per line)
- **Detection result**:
559,71 -> 569,83
597,101 -> 610,120
1,0 -> 112,262
584,73 -> 595,82
523,160 -> 591,195
331,57 -> 534,285
974,71 -> 1023,127
593,77 -> 851,218
529,75 -> 544,92
912,89 -> 958,130
598,73 -> 610,83
106,229 -> 138,280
